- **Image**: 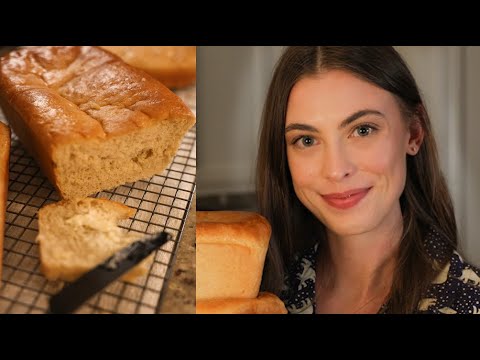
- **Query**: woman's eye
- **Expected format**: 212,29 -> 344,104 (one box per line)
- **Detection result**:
353,125 -> 374,137
293,135 -> 316,148
301,136 -> 314,146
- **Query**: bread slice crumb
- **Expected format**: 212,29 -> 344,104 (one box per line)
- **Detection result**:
37,197 -> 152,283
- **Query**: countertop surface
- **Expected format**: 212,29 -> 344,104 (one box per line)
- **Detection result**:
157,193 -> 196,314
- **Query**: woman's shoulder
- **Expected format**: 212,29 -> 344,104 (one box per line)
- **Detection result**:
417,251 -> 480,314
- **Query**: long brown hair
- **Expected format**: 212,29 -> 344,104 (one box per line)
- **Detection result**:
256,46 -> 458,314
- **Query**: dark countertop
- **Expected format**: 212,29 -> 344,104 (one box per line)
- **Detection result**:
157,193 -> 196,314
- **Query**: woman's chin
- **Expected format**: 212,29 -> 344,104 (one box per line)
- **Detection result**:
321,215 -> 379,237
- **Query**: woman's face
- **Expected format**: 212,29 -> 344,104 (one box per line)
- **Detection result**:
285,70 -> 415,237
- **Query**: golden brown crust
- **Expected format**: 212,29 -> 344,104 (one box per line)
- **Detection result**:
196,292 -> 288,314
0,46 -> 194,143
196,211 -> 272,300
0,46 -> 195,198
0,122 -> 10,282
101,46 -> 196,88
38,197 -> 136,220
197,211 -> 271,250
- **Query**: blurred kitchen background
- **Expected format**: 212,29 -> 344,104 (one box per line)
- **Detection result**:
197,46 -> 480,266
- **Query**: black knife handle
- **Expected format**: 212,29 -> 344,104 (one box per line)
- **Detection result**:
48,231 -> 171,314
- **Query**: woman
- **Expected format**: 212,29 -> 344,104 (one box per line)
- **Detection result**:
256,46 -> 480,314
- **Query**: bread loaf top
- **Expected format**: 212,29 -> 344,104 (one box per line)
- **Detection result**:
197,211 -> 271,251
0,46 -> 195,145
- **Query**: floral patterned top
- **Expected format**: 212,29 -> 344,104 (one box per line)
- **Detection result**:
282,228 -> 480,314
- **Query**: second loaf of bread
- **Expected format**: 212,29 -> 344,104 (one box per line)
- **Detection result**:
0,46 -> 196,199
101,46 -> 196,89
196,211 -> 271,300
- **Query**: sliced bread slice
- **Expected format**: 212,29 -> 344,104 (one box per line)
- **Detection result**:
37,197 -> 151,282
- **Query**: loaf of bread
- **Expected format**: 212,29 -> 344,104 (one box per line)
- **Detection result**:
0,46 -> 196,199
0,122 -> 10,282
37,197 -> 150,282
101,46 -> 196,89
196,292 -> 287,314
196,211 -> 271,300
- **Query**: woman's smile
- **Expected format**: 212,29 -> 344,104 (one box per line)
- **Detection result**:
321,187 -> 373,210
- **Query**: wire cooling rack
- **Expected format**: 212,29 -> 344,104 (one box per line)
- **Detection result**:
0,86 -> 196,314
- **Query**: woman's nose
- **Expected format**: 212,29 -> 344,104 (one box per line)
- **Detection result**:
321,143 -> 356,182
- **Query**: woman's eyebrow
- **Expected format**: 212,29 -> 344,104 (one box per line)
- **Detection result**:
285,109 -> 385,133
285,123 -> 318,133
339,109 -> 385,129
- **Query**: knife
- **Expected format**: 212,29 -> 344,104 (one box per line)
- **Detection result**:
49,231 -> 172,314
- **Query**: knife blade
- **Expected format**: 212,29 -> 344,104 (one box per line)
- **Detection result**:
49,231 -> 171,314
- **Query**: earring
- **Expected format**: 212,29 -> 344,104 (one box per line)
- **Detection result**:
412,146 -> 416,152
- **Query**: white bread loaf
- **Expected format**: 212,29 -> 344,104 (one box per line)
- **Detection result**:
196,211 -> 271,300
0,46 -> 195,199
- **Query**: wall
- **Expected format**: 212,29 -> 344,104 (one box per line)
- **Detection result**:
396,47 -> 480,266
197,46 -> 284,195
465,47 -> 480,266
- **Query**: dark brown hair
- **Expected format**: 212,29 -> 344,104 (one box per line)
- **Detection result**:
256,46 -> 458,314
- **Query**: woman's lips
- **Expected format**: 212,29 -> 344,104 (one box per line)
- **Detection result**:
321,187 -> 372,210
